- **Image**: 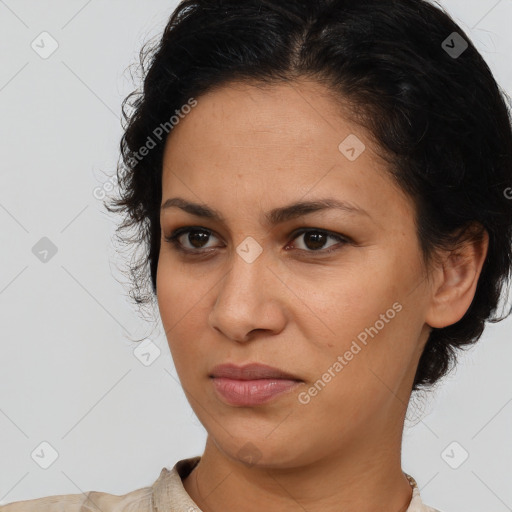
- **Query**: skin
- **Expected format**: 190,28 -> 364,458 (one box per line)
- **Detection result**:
156,79 -> 489,512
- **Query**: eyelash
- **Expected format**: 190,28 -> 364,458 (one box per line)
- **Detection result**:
163,226 -> 351,257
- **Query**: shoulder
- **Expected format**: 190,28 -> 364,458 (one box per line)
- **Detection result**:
0,476 -> 153,511
0,457 -> 201,512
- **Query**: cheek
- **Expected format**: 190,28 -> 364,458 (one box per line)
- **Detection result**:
156,256 -> 206,323
280,255 -> 400,344
156,259 -> 213,360
323,291 -> 423,409
156,261 -> 183,332
289,251 -> 422,380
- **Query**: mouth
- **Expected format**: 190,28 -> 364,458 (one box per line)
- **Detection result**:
209,362 -> 302,381
209,363 -> 303,406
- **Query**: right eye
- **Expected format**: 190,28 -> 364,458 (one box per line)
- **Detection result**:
164,227 -> 223,254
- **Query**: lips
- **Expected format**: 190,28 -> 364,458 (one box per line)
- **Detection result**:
209,363 -> 302,381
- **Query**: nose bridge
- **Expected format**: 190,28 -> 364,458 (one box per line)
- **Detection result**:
209,240 -> 284,340
219,241 -> 268,306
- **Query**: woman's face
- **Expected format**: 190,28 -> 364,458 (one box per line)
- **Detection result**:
157,80 -> 434,468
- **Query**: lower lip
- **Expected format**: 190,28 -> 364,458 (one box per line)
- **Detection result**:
211,377 -> 301,406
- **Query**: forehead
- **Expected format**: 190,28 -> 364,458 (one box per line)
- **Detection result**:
161,80 -> 413,224
164,79 -> 363,156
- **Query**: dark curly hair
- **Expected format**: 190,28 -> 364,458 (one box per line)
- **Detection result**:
105,0 -> 512,392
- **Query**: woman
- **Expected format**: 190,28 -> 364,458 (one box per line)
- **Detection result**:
2,0 -> 511,510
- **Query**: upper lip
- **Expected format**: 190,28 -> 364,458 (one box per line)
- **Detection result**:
210,363 -> 302,381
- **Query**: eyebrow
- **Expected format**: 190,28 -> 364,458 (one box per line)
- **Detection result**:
161,197 -> 371,226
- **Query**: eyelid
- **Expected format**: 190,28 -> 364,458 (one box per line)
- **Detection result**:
288,227 -> 350,244
164,226 -> 224,251
286,228 -> 350,254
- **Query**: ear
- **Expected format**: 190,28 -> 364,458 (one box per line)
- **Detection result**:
425,226 -> 489,329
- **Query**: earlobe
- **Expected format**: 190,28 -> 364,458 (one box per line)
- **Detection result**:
425,227 -> 489,329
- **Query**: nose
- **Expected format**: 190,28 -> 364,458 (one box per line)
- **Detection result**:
208,248 -> 287,343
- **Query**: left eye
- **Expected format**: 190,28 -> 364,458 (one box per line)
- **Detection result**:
288,229 -> 348,252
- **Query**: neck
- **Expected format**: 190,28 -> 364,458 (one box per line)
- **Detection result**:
183,424 -> 413,512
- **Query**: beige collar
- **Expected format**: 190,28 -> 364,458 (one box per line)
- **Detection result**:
151,457 -> 439,512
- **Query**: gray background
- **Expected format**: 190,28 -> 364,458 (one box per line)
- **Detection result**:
0,1 -> 511,511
